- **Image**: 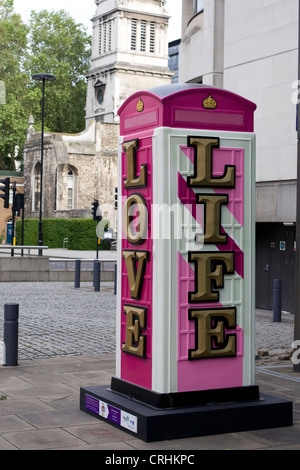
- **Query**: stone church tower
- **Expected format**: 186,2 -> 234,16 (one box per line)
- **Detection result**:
86,0 -> 172,124
23,0 -> 172,232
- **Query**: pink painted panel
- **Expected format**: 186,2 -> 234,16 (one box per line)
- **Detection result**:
119,95 -> 163,136
172,107 -> 246,131
177,173 -> 244,279
120,134 -> 153,390
124,109 -> 159,132
177,254 -> 244,392
180,145 -> 244,226
177,143 -> 245,392
213,148 -> 244,227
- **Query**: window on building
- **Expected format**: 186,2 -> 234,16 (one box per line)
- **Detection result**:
108,20 -> 112,51
131,19 -> 137,50
168,54 -> 179,71
67,169 -> 74,210
103,22 -> 107,53
150,22 -> 155,53
33,162 -> 41,212
99,19 -> 112,54
140,20 -> 146,51
99,21 -> 102,54
55,164 -> 77,211
194,0 -> 204,13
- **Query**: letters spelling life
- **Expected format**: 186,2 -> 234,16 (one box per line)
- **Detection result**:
122,136 -> 237,361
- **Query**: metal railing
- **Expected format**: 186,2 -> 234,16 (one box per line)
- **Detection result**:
0,245 -> 48,256
48,258 -> 116,270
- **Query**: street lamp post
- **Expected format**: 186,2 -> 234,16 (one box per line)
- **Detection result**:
32,73 -> 56,255
294,1 -> 300,371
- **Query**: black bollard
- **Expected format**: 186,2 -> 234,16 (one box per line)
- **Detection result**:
94,260 -> 100,292
93,259 -> 97,287
273,279 -> 282,322
75,259 -> 81,288
114,263 -> 117,295
3,304 -> 19,367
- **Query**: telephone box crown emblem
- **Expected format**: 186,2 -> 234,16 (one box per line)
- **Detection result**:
137,98 -> 144,112
203,94 -> 217,109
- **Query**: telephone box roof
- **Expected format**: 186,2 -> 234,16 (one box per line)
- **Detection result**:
118,83 -> 256,135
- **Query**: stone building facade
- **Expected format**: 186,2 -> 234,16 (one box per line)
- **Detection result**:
23,120 -> 119,226
23,0 -> 172,233
86,0 -> 172,124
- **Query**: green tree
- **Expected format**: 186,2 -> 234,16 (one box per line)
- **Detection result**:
24,9 -> 91,134
0,0 -> 31,170
0,1 -> 92,170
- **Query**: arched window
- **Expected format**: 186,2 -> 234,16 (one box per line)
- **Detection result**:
67,168 -> 74,210
33,162 -> 41,212
55,164 -> 77,211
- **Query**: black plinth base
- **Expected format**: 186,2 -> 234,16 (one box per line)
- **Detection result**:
80,380 -> 293,442
110,376 -> 260,408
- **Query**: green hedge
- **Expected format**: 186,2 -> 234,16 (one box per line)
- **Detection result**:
16,218 -> 111,250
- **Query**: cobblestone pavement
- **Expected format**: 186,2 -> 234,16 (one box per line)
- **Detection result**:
255,313 -> 294,366
0,282 -> 117,360
0,281 -> 295,362
256,317 -> 294,352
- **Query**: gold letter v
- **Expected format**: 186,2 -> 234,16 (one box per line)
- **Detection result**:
123,250 -> 149,300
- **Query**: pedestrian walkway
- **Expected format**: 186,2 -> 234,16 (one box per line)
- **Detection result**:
0,354 -> 299,450
0,280 -> 299,450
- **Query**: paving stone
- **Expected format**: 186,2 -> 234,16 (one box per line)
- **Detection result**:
0,415 -> 34,433
1,428 -> 86,450
0,436 -> 18,450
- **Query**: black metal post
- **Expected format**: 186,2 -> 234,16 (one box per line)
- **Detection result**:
94,260 -> 100,292
96,237 -> 99,259
38,77 -> 46,257
273,279 -> 282,322
32,73 -> 56,257
114,264 -> 118,295
11,182 -> 16,257
93,259 -> 96,287
75,259 -> 81,288
3,304 -> 19,367
294,0 -> 300,371
21,197 -> 25,257
114,263 -> 117,295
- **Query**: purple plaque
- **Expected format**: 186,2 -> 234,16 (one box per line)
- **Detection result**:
85,394 -> 99,414
107,404 -> 121,425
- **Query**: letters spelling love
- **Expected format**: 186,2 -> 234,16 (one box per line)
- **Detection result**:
122,137 -> 237,360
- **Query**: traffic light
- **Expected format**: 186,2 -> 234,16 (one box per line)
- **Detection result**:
14,193 -> 24,216
0,178 -> 10,209
91,200 -> 99,220
115,187 -> 118,209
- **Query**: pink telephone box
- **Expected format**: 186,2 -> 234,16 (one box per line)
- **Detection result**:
81,84 -> 292,442
116,84 -> 256,394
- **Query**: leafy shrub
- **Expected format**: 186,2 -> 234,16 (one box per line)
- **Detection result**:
16,218 -> 111,250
